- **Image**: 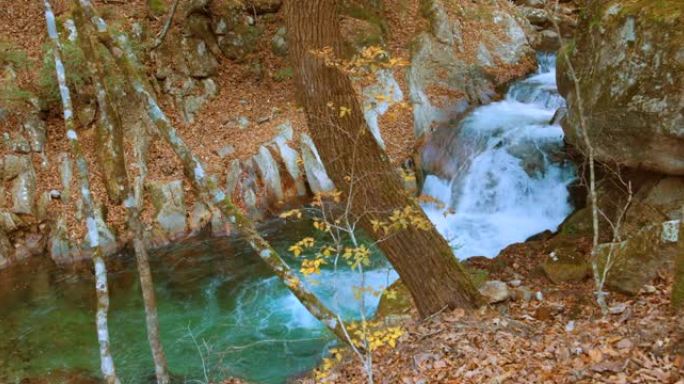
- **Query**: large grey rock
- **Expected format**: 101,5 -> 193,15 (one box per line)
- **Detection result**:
0,211 -> 21,232
49,216 -> 73,265
3,155 -> 36,215
22,114 -> 47,152
409,0 -> 536,137
362,70 -> 404,149
479,280 -> 511,304
2,155 -> 28,181
273,137 -> 306,196
558,1 -> 684,175
181,27 -> 218,78
147,180 -> 187,241
189,202 -> 212,235
253,146 -> 284,203
3,132 -> 31,154
300,134 -> 334,194
226,159 -> 241,197
271,27 -> 288,57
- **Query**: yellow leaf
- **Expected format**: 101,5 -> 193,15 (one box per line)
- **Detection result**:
339,106 -> 351,118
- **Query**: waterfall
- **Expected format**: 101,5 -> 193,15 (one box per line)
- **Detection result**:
420,54 -> 576,259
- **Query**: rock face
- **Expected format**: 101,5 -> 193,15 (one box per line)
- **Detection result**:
409,0 -> 536,137
557,0 -> 684,175
147,180 -> 188,242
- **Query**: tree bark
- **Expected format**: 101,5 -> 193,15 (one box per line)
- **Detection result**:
674,244 -> 684,310
72,9 -> 171,383
285,0 -> 483,317
74,0 -> 352,345
43,2 -> 120,383
672,218 -> 684,363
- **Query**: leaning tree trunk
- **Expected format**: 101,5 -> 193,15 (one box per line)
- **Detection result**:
285,0 -> 483,316
74,0 -> 351,344
72,9 -> 171,383
43,2 -> 120,383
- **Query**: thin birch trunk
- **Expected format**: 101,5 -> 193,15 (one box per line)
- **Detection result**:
43,2 -> 120,383
548,0 -> 605,313
74,0 -> 350,344
71,10 -> 171,383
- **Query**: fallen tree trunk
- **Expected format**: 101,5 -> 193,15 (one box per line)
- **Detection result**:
43,1 -> 120,382
72,9 -> 171,383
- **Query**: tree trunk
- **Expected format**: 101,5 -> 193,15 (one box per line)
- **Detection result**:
285,0 -> 483,317
74,0 -> 352,345
674,239 -> 684,309
72,9 -> 172,383
43,2 -> 120,382
673,222 -> 684,365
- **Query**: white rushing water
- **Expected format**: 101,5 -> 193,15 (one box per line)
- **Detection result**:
420,54 -> 576,259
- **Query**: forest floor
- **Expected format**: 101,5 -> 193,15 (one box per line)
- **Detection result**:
214,241 -> 684,384
294,243 -> 684,384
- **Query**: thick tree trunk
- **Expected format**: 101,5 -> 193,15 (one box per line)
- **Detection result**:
673,243 -> 683,357
72,10 -> 171,383
674,245 -> 684,310
74,0 -> 351,345
43,2 -> 120,383
285,0 -> 483,316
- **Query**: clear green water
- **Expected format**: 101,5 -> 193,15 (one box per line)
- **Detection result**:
0,219 -> 396,383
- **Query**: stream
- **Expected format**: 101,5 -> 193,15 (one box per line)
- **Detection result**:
0,54 -> 575,383
421,54 -> 576,258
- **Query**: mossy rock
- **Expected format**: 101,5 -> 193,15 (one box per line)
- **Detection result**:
376,266 -> 488,320
376,279 -> 413,320
542,236 -> 591,284
147,0 -> 167,17
600,220 -> 683,295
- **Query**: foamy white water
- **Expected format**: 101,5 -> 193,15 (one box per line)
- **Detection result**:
420,54 -> 576,258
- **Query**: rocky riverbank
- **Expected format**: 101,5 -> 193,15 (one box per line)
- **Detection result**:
0,0 -> 542,270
